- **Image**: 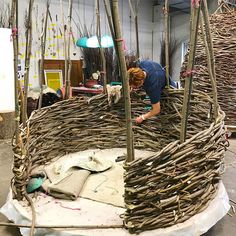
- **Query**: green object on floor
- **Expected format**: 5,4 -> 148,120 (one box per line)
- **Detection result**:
26,177 -> 44,193
110,82 -> 122,86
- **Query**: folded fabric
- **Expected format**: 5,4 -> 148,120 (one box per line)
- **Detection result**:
47,169 -> 91,200
52,151 -> 112,177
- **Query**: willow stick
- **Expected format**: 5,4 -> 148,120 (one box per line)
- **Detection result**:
65,0 -> 73,99
10,0 -> 20,143
0,222 -> 123,229
96,0 -> 107,93
134,7 -> 139,58
60,0 -> 68,100
103,0 -> 116,49
103,0 -> 120,77
15,0 -> 18,48
164,0 -> 170,87
38,0 -> 50,110
110,0 -> 134,162
180,1 -> 201,143
22,0 -> 34,127
128,0 -> 140,58
200,0 -> 219,119
24,194 -> 36,236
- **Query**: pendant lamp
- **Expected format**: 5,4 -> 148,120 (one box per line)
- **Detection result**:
86,36 -> 100,48
101,35 -> 114,48
0,28 -> 15,112
76,35 -> 114,48
76,37 -> 88,48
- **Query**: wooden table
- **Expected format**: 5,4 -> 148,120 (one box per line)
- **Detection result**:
72,86 -> 103,96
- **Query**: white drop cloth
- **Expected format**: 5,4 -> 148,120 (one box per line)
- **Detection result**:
0,148 -> 230,236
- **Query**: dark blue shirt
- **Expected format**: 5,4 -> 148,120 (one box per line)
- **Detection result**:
139,60 -> 166,104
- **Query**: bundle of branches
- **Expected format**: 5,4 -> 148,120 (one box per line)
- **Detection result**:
81,47 -> 101,81
81,46 -> 115,84
181,10 -> 236,126
112,50 -> 138,82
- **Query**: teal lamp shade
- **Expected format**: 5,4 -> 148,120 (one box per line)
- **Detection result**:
76,37 -> 88,48
87,36 -> 100,48
101,35 -> 114,48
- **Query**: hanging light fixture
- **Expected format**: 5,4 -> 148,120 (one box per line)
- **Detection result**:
101,35 -> 114,48
76,37 -> 88,48
0,28 -> 15,113
86,36 -> 100,48
76,35 -> 114,48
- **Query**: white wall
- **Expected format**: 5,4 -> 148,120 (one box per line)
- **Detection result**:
2,0 -> 155,88
2,0 -> 219,87
152,4 -> 164,62
170,11 -> 190,81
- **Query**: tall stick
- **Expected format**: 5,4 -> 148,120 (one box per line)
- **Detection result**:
65,0 -> 73,99
103,0 -> 116,48
60,0 -> 68,99
164,0 -> 170,87
103,0 -> 120,79
22,0 -> 34,127
200,0 -> 219,119
110,0 -> 134,162
180,1 -> 201,143
96,0 -> 107,92
10,0 -> 20,143
128,0 -> 140,58
38,0 -> 50,109
134,16 -> 139,58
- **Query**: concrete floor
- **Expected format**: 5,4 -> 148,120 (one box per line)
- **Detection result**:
0,137 -> 235,236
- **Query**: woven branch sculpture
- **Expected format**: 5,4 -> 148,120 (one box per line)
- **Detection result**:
11,2 -> 231,235
12,89 -> 228,233
181,10 -> 236,126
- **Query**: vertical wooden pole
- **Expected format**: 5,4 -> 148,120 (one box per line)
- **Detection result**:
103,0 -> 116,45
180,1 -> 201,143
164,0 -> 170,87
96,0 -> 107,92
103,0 -> 120,80
60,0 -> 68,99
128,0 -> 140,59
110,0 -> 134,162
22,0 -> 34,127
200,0 -> 219,119
134,15 -> 139,58
65,0 -> 73,99
38,1 -> 50,110
10,0 -> 20,143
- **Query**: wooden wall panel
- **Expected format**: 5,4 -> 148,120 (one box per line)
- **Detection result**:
41,59 -> 83,87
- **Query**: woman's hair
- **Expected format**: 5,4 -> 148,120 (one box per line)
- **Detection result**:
128,68 -> 145,87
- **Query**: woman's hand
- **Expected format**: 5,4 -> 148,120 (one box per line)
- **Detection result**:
135,115 -> 145,124
135,102 -> 161,124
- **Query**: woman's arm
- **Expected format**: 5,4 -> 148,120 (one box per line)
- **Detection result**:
136,102 -> 160,124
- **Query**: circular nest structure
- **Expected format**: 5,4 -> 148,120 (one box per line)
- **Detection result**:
12,88 -> 228,233
11,3 -> 234,235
